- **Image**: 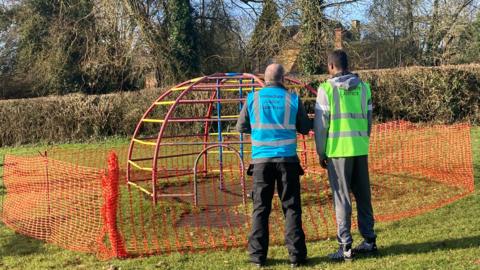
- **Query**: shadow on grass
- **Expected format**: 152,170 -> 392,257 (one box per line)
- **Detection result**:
260,257 -> 330,268
262,235 -> 480,267
473,164 -> 480,184
358,235 -> 480,259
0,230 -> 44,256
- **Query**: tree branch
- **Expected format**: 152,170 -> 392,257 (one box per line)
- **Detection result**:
321,0 -> 362,9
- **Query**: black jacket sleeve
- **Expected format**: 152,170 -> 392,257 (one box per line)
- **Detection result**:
296,98 -> 312,135
235,104 -> 251,134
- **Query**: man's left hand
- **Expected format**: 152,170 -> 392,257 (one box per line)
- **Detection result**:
320,158 -> 328,169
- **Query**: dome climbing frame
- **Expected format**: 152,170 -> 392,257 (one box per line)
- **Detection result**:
126,73 -> 317,205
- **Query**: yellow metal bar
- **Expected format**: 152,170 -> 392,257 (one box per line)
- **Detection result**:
170,86 -> 190,91
211,169 -> 242,172
190,77 -> 203,83
142,118 -> 165,123
128,160 -> 153,171
155,101 -> 176,105
128,181 -> 153,196
212,115 -> 239,119
132,138 -> 156,146
210,132 -> 241,136
302,97 -> 317,101
208,151 -> 252,154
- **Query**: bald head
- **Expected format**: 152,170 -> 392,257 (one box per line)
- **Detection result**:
264,64 -> 285,85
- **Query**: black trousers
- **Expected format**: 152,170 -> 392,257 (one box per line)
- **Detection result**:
248,162 -> 307,264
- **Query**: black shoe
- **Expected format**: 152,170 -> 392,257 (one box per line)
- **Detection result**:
353,240 -> 378,255
290,257 -> 307,268
290,261 -> 306,268
251,261 -> 265,268
328,244 -> 353,262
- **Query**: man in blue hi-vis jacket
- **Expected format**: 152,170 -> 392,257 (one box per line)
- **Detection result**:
236,64 -> 311,268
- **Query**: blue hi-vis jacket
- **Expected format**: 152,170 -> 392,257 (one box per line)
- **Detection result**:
246,86 -> 299,159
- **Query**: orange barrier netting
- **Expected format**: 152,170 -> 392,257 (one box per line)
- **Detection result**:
1,121 -> 475,259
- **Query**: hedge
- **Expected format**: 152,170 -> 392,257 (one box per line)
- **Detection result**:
0,89 -> 161,146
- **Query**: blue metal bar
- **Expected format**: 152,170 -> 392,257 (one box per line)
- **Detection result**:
226,72 -> 241,76
239,78 -> 244,161
216,79 -> 224,190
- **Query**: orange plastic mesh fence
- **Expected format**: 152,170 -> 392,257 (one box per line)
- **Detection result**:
97,152 -> 128,258
1,121 -> 475,258
2,154 -> 106,254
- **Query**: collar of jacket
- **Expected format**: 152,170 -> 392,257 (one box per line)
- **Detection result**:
264,82 -> 287,89
332,71 -> 352,78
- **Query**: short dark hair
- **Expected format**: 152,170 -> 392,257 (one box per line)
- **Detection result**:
327,50 -> 349,71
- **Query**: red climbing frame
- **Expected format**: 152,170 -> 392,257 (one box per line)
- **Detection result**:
126,73 -> 317,205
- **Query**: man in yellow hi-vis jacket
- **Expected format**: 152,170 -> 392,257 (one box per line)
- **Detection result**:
314,50 -> 377,261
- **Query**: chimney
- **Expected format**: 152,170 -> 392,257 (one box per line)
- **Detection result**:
351,20 -> 361,40
334,27 -> 343,49
351,20 -> 360,31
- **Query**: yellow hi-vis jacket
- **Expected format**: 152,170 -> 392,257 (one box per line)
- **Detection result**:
314,73 -> 373,159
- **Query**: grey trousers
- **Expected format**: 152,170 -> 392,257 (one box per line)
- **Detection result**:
327,155 -> 376,245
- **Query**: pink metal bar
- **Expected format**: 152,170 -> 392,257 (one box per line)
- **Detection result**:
159,141 -> 250,146
192,144 -> 247,207
202,91 -> 217,176
191,83 -> 261,89
147,118 -> 238,123
156,193 -> 194,197
285,77 -> 317,95
138,134 -> 206,140
131,152 -> 200,161
207,76 -> 252,80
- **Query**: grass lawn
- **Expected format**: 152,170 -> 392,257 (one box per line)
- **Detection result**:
0,128 -> 478,270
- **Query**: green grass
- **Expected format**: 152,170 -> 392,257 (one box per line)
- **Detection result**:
0,128 -> 479,269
